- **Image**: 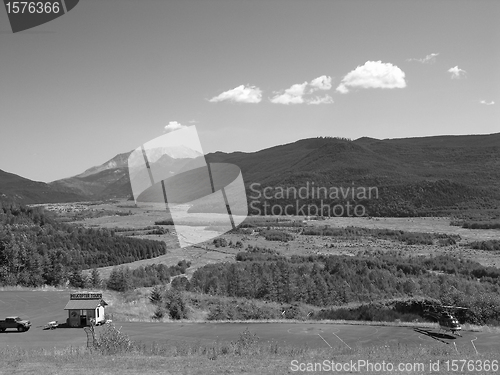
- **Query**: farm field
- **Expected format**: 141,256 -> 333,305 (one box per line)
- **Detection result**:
0,290 -> 499,356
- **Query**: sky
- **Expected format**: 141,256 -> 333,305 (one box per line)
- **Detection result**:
0,0 -> 499,182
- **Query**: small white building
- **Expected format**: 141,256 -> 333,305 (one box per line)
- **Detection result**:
64,293 -> 108,327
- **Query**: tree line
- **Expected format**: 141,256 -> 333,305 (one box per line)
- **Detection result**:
185,247 -> 500,325
106,261 -> 191,292
0,199 -> 167,287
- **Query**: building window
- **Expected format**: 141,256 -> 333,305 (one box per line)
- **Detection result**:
97,308 -> 99,318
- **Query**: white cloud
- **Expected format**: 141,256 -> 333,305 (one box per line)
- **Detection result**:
407,53 -> 439,64
209,85 -> 262,103
480,100 -> 495,105
336,61 -> 406,94
448,66 -> 466,79
271,76 -> 334,104
164,121 -> 188,133
310,75 -> 332,91
307,95 -> 334,105
270,82 -> 308,104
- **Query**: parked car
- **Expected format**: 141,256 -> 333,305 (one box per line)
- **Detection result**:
0,316 -> 31,332
43,320 -> 58,330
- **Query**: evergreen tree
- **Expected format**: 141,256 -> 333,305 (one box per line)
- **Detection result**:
90,268 -> 101,288
106,267 -> 131,292
152,305 -> 166,320
69,269 -> 86,289
164,289 -> 188,320
149,286 -> 163,305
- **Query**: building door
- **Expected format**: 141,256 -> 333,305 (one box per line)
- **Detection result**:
69,310 -> 80,327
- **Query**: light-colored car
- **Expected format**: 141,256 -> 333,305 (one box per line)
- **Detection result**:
43,320 -> 59,330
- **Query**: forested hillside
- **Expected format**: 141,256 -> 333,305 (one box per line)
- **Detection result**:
0,200 -> 167,287
40,133 -> 500,217
186,247 -> 500,325
201,135 -> 500,217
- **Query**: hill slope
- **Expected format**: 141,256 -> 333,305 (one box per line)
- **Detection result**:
0,169 -> 85,203
206,134 -> 500,189
42,132 -> 500,215
201,134 -> 500,216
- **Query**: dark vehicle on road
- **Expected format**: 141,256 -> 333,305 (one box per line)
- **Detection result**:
0,316 -> 31,332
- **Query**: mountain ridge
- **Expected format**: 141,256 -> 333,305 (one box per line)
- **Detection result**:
0,169 -> 86,203
1,133 -> 499,214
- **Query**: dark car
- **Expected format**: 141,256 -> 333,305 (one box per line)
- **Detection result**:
0,316 -> 31,332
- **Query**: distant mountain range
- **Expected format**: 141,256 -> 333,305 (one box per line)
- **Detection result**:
0,169 -> 84,203
1,133 -> 499,215
48,148 -> 203,201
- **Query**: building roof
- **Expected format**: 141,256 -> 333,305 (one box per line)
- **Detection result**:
64,299 -> 107,310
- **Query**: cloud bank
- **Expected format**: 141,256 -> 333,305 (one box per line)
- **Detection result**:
336,61 -> 406,94
209,85 -> 262,103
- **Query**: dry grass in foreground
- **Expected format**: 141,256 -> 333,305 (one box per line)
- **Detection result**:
0,330 -> 497,375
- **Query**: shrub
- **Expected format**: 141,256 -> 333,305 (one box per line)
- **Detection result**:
96,323 -> 133,355
152,306 -> 166,320
468,240 -> 500,251
171,276 -> 190,291
231,328 -> 260,355
147,227 -> 169,235
177,260 -> 191,273
154,219 -> 174,225
462,221 -> 500,230
206,298 -> 285,320
438,237 -> 456,246
262,229 -> 294,242
213,238 -> 228,247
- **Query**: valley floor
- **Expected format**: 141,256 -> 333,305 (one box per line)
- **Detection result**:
66,201 -> 500,277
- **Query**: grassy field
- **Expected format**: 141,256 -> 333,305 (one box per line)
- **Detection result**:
1,334 -> 498,375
